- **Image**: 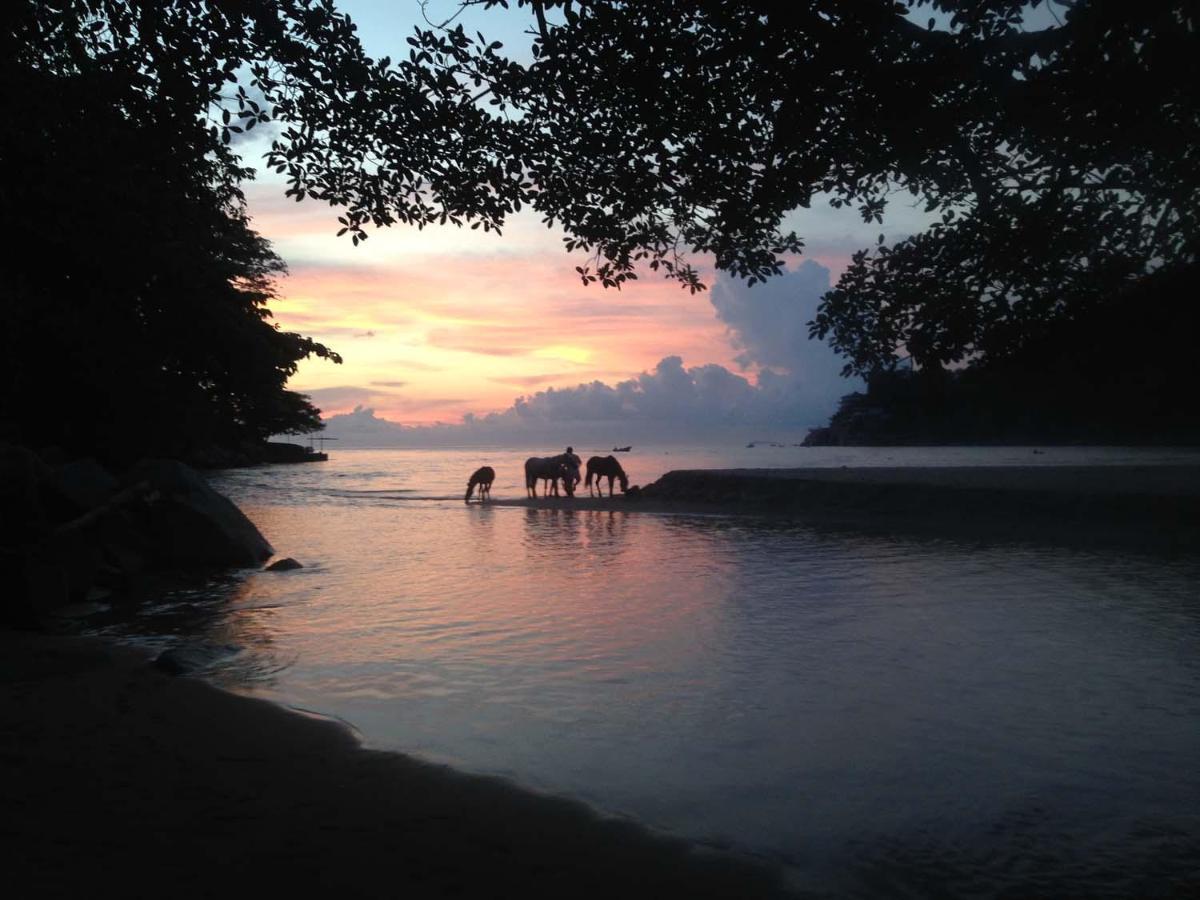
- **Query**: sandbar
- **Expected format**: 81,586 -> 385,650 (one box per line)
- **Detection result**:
489,465 -> 1200,551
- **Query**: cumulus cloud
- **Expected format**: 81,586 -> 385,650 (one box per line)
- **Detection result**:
315,262 -> 861,446
322,406 -> 405,437
712,260 -> 832,371
710,261 -> 862,423
482,355 -> 833,431
321,353 -> 845,446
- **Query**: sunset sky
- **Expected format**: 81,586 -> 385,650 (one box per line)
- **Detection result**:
238,1 -> 938,436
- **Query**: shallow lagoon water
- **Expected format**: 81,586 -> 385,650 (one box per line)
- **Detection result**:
93,446 -> 1200,895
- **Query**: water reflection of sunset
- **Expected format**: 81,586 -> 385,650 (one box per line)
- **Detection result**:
191,501 -> 742,703
93,451 -> 1200,878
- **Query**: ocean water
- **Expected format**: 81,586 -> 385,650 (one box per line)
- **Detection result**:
91,445 -> 1200,896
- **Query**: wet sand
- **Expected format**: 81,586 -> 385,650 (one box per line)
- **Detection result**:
0,631 -> 792,899
492,465 -> 1200,550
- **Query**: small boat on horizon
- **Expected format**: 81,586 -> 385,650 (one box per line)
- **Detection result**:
612,445 -> 632,452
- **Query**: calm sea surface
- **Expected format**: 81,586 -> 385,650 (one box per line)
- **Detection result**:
91,445 -> 1200,896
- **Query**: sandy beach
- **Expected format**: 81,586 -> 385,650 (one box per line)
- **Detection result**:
0,630 -> 793,899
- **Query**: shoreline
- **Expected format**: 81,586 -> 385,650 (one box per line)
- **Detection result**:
9,462 -> 1198,896
488,465 -> 1200,551
0,629 -> 793,899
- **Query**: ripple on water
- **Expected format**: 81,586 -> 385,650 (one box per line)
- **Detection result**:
87,449 -> 1200,896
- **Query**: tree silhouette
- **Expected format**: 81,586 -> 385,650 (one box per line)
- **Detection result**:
6,0 -> 1196,453
3,2 -> 350,462
414,1 -> 1195,373
810,0 -> 1199,374
223,0 -> 1198,375
2,20 -> 340,462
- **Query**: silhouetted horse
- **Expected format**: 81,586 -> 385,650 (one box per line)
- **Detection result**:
465,466 -> 495,503
585,455 -> 629,497
524,455 -> 575,498
563,449 -> 582,494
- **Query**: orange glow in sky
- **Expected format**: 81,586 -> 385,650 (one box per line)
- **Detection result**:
230,1 -> 931,430
246,183 -> 809,425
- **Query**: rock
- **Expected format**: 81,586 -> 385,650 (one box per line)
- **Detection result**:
48,599 -> 111,619
153,647 -> 198,676
125,459 -> 273,567
5,540 -> 102,625
2,549 -> 66,626
2,448 -> 122,621
0,442 -> 51,545
265,557 -> 303,571
47,528 -> 105,603
45,458 -> 118,514
153,642 -> 240,676
95,508 -> 150,578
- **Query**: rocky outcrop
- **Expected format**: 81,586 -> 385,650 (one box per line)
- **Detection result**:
1,446 -> 273,625
125,459 -> 273,567
0,444 -> 51,546
45,458 -> 119,512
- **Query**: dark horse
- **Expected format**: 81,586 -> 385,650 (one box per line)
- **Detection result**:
585,455 -> 629,497
524,455 -> 575,498
465,466 -> 495,503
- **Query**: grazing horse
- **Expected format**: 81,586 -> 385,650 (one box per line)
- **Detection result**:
585,455 -> 629,497
465,466 -> 495,503
563,450 -> 582,495
524,455 -> 576,498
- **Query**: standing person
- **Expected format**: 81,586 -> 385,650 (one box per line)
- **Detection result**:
564,446 -> 582,493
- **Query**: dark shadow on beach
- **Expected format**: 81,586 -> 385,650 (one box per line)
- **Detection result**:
0,631 -> 797,899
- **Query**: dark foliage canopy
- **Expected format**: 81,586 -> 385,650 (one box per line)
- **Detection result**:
132,0 -> 1191,378
5,0 -> 1197,449
3,1 -> 342,462
421,1 -> 1199,374
810,264 -> 1200,446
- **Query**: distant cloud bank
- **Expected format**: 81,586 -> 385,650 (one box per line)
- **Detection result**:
316,262 -> 861,446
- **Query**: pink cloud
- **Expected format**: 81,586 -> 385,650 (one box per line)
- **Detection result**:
246,185 -> 812,424
488,372 -> 581,387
